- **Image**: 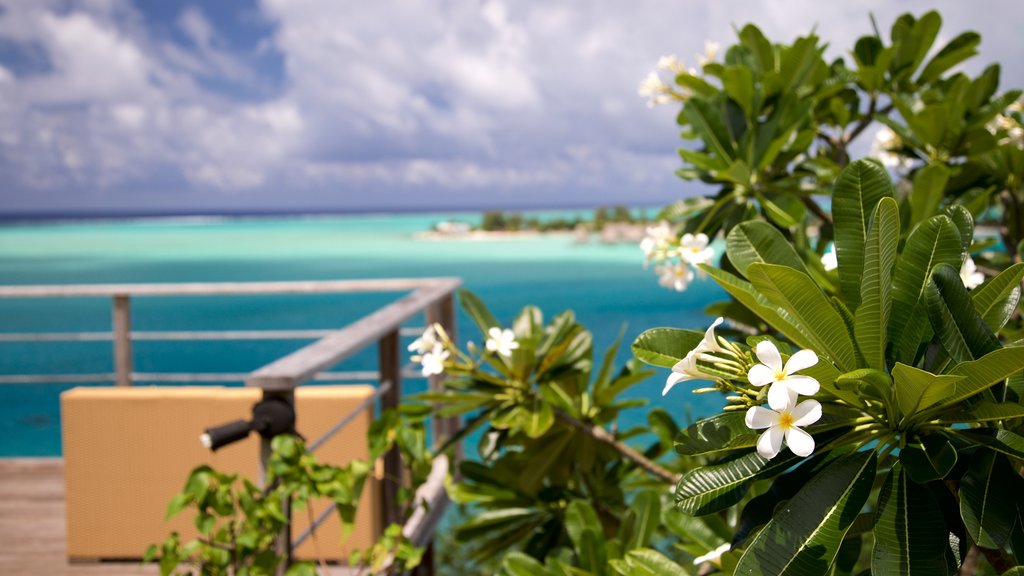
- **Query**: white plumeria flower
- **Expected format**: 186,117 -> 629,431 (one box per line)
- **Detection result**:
698,316 -> 726,354
745,399 -> 822,459
419,345 -> 449,377
693,542 -> 731,566
960,256 -> 984,289
657,262 -> 693,292
664,349 -> 711,395
485,327 -> 519,357
821,244 -> 837,271
697,41 -> 720,66
678,233 -> 714,266
638,71 -> 673,107
407,325 -> 438,354
640,221 -> 676,264
657,54 -> 682,73
747,341 -> 820,410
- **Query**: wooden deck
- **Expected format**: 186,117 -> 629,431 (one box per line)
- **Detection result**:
0,459 -> 360,575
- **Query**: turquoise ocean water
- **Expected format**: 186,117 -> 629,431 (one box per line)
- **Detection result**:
0,212 -> 725,456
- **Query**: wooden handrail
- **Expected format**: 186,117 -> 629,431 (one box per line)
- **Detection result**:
0,278 -> 459,298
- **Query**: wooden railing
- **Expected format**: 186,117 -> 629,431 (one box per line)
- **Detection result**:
0,278 -> 462,574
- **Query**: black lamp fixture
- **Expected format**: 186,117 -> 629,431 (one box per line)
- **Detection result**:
199,397 -> 296,451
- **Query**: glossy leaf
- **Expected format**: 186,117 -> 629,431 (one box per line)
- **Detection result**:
855,197 -> 899,371
888,214 -> 963,363
503,552 -> 558,576
622,490 -> 661,551
933,346 -> 1024,410
899,436 -> 957,483
675,412 -> 757,456
726,221 -> 808,277
960,450 -> 1015,548
872,463 -> 957,576
951,428 -> 1024,460
892,363 -> 961,420
702,265 -> 809,351
684,98 -> 735,162
631,328 -> 704,368
918,31 -> 981,83
936,399 -> 1024,424
833,159 -> 894,308
614,549 -> 691,576
909,164 -> 950,228
460,289 -> 500,334
745,263 -> 858,370
734,451 -> 877,575
925,264 -> 1001,363
676,450 -> 802,516
972,262 -> 1024,332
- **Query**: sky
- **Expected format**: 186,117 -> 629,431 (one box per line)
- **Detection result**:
0,1 -> 1021,215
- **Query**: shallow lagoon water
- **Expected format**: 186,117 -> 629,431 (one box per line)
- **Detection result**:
0,213 -> 725,455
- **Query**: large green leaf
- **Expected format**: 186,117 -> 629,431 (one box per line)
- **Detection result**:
734,451 -> 877,575
676,450 -> 802,516
631,328 -> 704,368
684,97 -> 735,162
855,197 -> 900,371
872,463 -> 957,576
611,549 -> 692,576
899,436 -> 957,483
745,263 -> 858,370
952,428 -> 1024,460
459,289 -> 500,334
833,159 -> 895,309
675,412 -> 757,456
936,399 -> 1024,424
925,264 -> 1001,363
565,500 -> 607,575
726,221 -> 808,277
503,552 -> 558,576
972,262 -> 1024,332
918,31 -> 981,84
890,11 -> 941,81
622,490 -> 662,551
892,363 -> 961,420
888,215 -> 963,363
960,450 -> 1016,548
909,164 -> 950,228
930,346 -> 1024,410
702,265 -> 807,349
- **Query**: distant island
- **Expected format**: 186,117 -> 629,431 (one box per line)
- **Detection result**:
425,205 -> 654,244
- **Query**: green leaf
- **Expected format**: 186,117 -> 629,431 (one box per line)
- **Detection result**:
972,262 -> 1024,332
722,65 -> 755,117
925,264 -> 1002,363
855,197 -> 900,371
702,266 -> 806,349
892,363 -> 961,420
618,549 -> 691,576
960,450 -> 1016,548
459,289 -> 499,334
871,463 -> 957,576
726,221 -> 808,277
899,436 -> 957,483
833,159 -> 895,309
676,449 -> 804,516
745,263 -> 858,370
933,346 -> 1024,409
503,552 -> 557,576
623,490 -> 662,551
951,428 -> 1024,460
909,164 -> 950,228
918,32 -> 981,84
675,412 -> 758,456
683,97 -> 735,162
165,493 -> 191,520
657,197 -> 715,222
631,328 -> 704,368
889,215 -> 963,363
735,451 -> 877,575
890,11 -> 941,81
937,399 -> 1024,424
520,396 -> 554,439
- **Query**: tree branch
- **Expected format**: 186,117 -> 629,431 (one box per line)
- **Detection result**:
555,410 -> 680,484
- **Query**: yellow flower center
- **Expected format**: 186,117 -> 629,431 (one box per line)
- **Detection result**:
775,370 -> 787,381
777,411 -> 794,431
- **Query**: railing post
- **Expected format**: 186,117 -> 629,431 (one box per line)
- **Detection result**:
258,389 -> 294,576
426,294 -> 460,463
112,294 -> 133,387
379,329 -> 402,527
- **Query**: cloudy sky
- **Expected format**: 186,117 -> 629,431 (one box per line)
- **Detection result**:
0,0 -> 1020,214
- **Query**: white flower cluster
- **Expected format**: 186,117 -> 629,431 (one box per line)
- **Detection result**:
744,341 -> 822,459
408,325 -> 448,377
637,42 -> 718,108
987,98 -> 1023,147
869,126 -> 914,172
641,222 -> 715,292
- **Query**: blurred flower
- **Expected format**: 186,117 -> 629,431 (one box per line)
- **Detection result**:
869,126 -> 913,171
747,341 -> 820,410
679,232 -> 714,267
657,261 -> 693,292
821,244 -> 837,271
485,327 -> 519,357
960,256 -> 984,289
693,543 -> 730,566
420,345 -> 448,376
745,399 -> 822,459
638,71 -> 673,107
657,54 -> 683,73
697,41 -> 720,66
987,111 -> 1023,147
408,325 -> 438,354
640,221 -> 676,265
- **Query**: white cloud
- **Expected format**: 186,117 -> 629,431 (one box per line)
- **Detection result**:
0,0 -> 1021,210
